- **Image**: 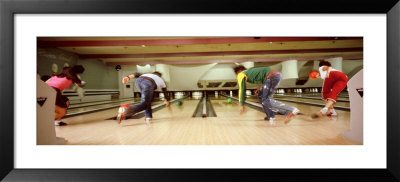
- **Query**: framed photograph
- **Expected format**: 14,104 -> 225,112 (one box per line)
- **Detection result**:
1,0 -> 399,181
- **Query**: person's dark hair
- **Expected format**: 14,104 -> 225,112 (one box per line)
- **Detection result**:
133,72 -> 142,78
72,65 -> 85,74
40,75 -> 51,82
57,67 -> 81,83
233,65 -> 247,74
153,71 -> 162,77
318,60 -> 332,67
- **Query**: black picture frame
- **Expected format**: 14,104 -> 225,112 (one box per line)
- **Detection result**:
1,0 -> 399,181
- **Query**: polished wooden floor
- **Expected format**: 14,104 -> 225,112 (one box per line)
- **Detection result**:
57,97 -> 359,145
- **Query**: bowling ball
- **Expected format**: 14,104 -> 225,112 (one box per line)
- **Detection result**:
309,70 -> 319,80
227,98 -> 232,104
176,100 -> 182,106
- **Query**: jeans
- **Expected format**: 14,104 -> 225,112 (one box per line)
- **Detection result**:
126,77 -> 155,118
258,73 -> 295,118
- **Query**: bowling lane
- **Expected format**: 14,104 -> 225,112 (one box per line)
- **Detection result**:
57,98 -> 205,144
57,95 -> 358,145
209,96 -> 357,145
66,98 -> 159,115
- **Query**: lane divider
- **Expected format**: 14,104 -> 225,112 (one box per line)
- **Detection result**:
202,97 -> 207,117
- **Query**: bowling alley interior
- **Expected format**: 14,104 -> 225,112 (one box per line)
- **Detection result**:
36,37 -> 363,145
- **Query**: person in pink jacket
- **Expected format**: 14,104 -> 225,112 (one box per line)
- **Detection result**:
45,65 -> 85,126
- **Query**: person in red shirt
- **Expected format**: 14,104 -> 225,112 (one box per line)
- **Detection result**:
45,66 -> 85,125
309,60 -> 348,118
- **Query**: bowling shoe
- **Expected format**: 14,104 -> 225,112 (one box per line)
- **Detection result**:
269,118 -> 276,126
284,113 -> 294,124
145,118 -> 152,125
55,120 -> 68,126
117,111 -> 126,124
326,109 -> 337,117
284,108 -> 299,124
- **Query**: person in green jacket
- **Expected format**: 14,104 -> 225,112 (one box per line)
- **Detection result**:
234,65 -> 299,125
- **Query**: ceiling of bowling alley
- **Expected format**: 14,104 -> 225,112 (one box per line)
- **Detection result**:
37,37 -> 363,65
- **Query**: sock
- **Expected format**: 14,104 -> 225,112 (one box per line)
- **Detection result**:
320,107 -> 328,114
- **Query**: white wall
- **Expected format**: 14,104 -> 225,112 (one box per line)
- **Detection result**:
77,59 -> 119,89
117,65 -> 137,98
168,63 -> 217,90
114,59 -> 363,93
200,63 -> 236,80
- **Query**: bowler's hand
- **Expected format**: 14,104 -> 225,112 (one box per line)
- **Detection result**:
239,106 -> 245,115
255,87 -> 261,94
122,76 -> 130,84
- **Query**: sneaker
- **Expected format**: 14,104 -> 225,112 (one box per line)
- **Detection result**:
117,105 -> 130,124
116,111 -> 126,124
145,118 -> 151,125
264,117 -> 270,120
59,121 -> 68,126
327,109 -> 337,117
284,113 -> 294,124
327,112 -> 338,117
292,108 -> 300,115
55,120 -> 67,126
269,118 -> 276,126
